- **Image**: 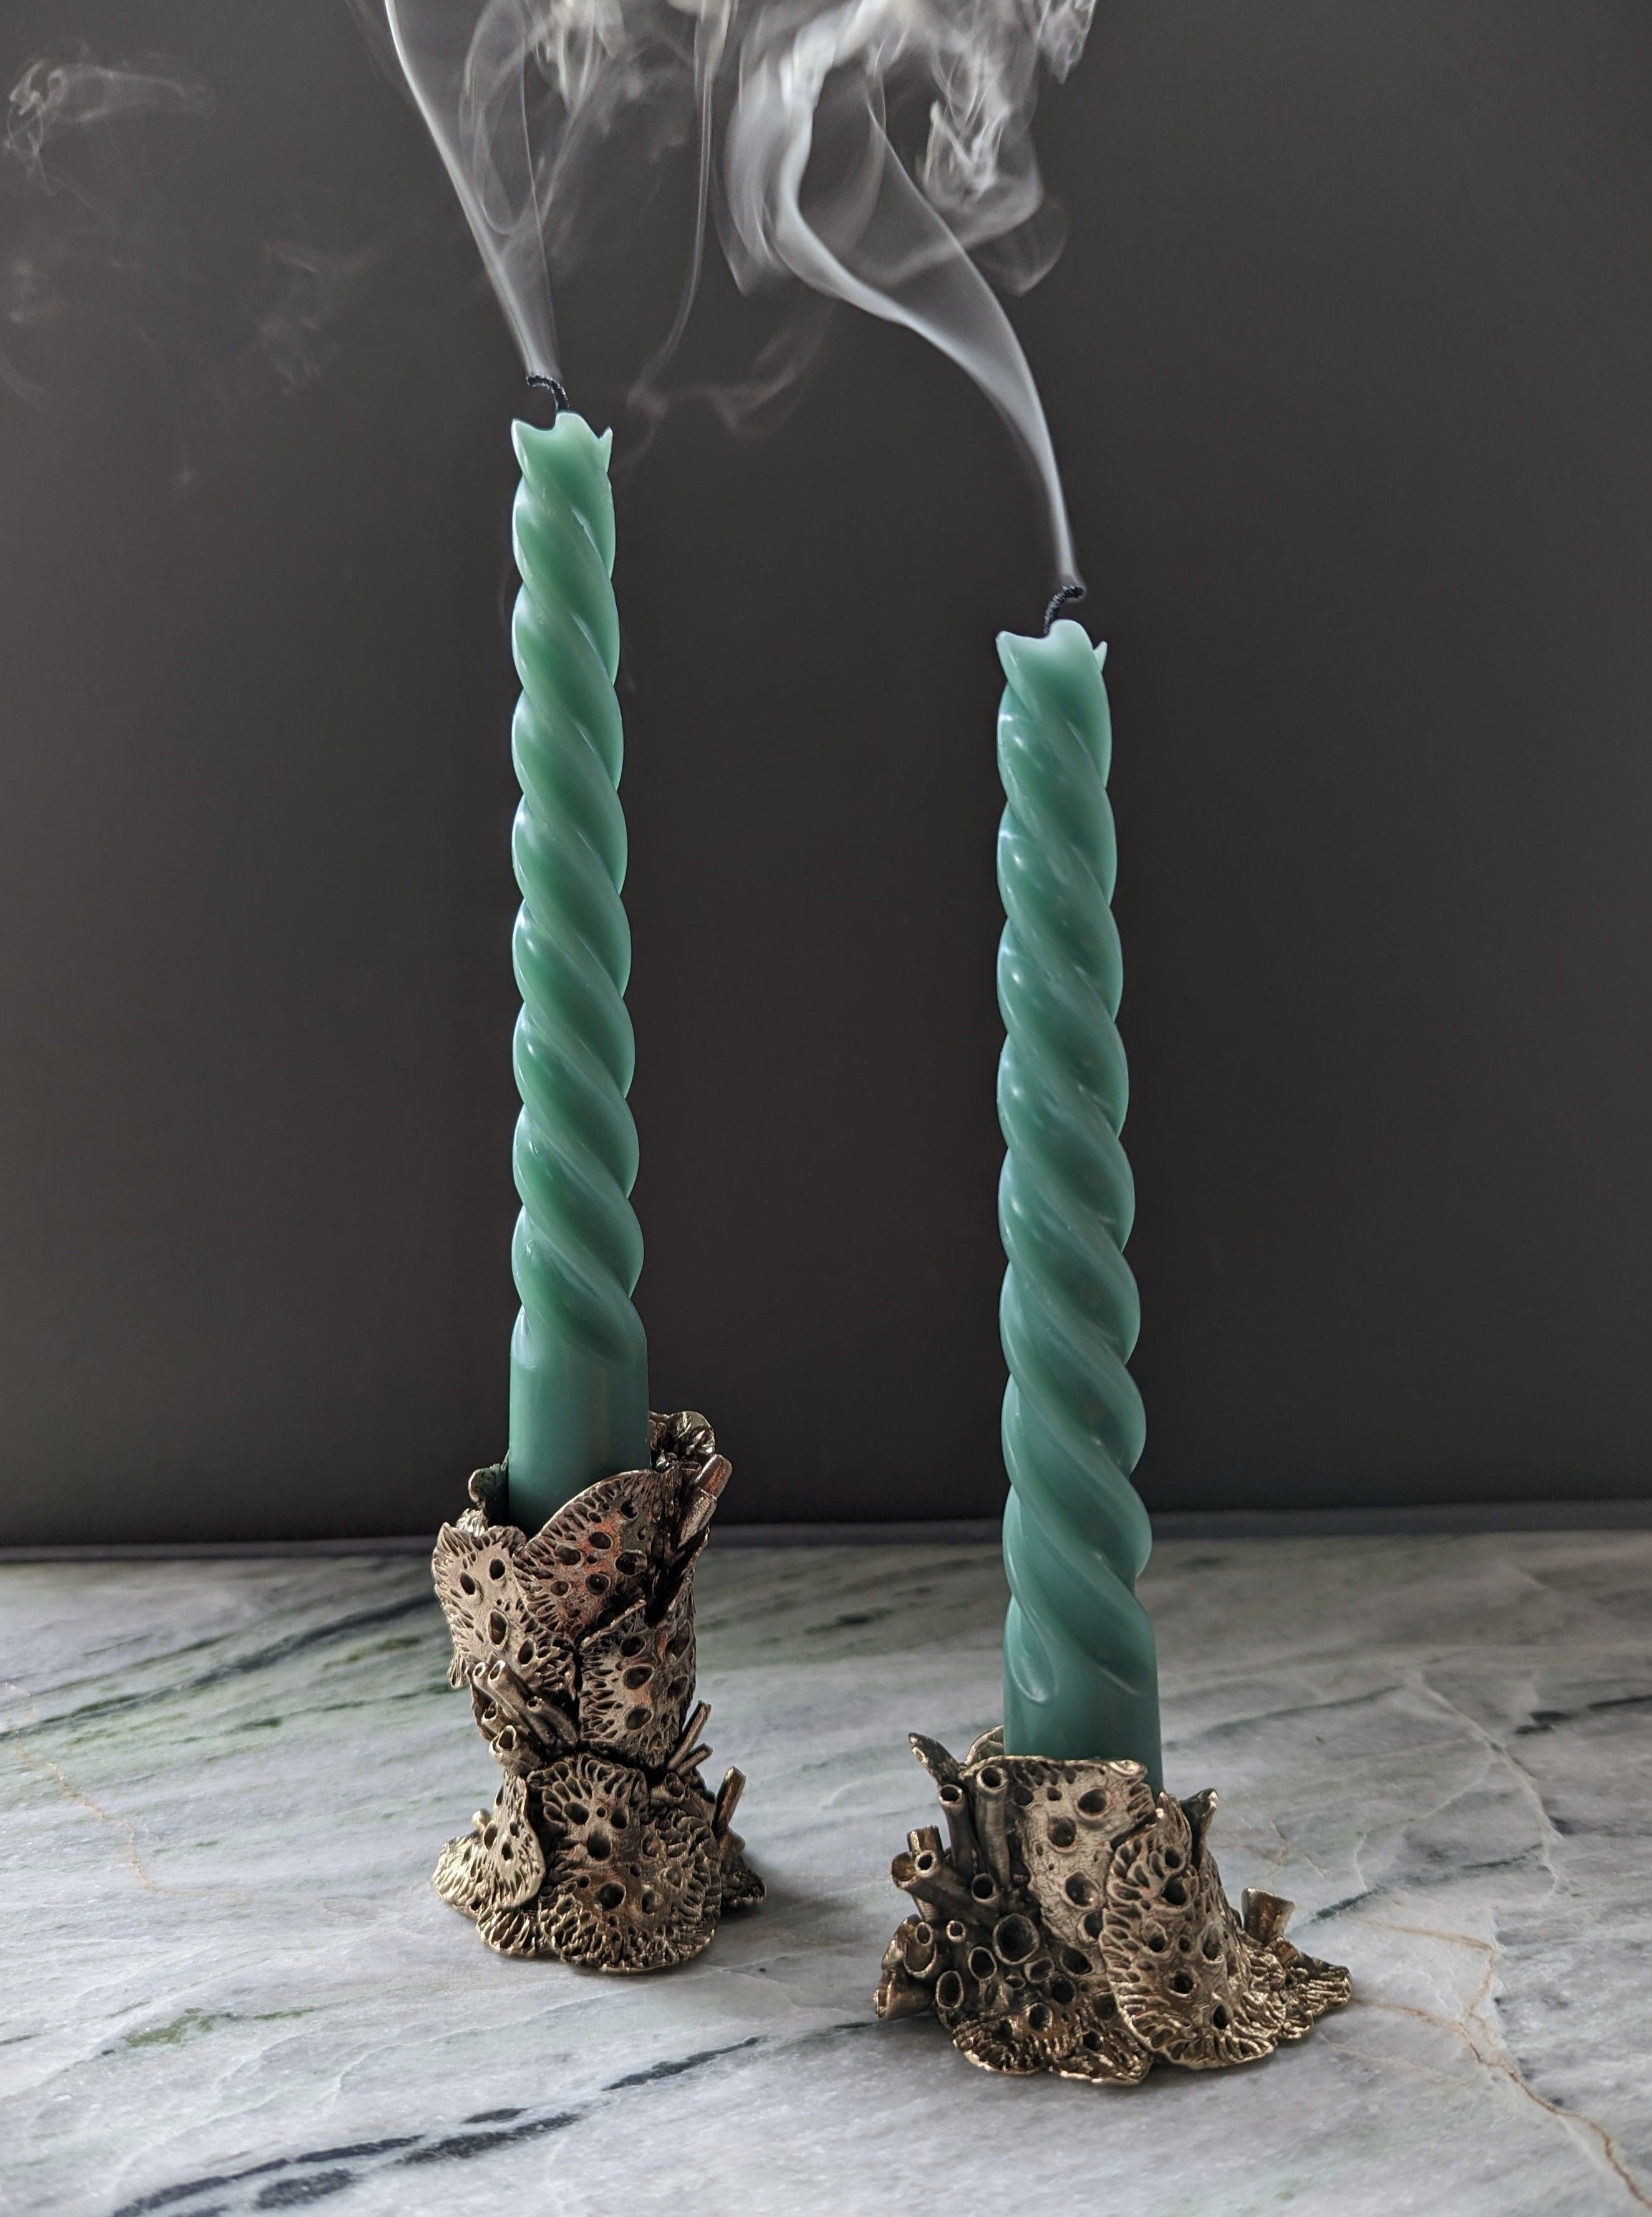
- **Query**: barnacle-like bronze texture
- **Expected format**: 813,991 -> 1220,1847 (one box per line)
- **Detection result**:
432,1410 -> 762,1973
875,1731 -> 1348,2081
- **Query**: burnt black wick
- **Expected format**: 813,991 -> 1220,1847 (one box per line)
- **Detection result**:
1043,581 -> 1086,635
525,372 -> 569,418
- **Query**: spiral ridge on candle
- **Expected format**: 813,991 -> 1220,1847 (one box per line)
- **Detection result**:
507,416 -> 647,1501
997,619 -> 1162,1783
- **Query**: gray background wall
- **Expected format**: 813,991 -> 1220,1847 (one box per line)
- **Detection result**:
1,0 -> 1649,1542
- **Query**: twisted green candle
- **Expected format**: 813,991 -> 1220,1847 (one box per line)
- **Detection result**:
997,619 -> 1162,1785
506,413 -> 650,1531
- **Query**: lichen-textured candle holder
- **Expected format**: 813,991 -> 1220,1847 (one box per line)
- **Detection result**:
430,1409 -> 761,1974
876,1731 -> 1348,2081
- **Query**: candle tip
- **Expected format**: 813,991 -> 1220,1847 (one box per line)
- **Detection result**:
1043,581 -> 1086,635
524,372 -> 569,419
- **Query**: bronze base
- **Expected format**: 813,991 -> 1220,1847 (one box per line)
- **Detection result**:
430,1411 -> 762,1974
876,1730 -> 1349,2080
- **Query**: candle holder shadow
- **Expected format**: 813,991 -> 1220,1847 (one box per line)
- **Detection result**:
875,1731 -> 1349,2081
430,1409 -> 763,1974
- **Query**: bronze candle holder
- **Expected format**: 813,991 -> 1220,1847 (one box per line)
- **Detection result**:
430,1409 -> 762,1974
876,1730 -> 1349,2082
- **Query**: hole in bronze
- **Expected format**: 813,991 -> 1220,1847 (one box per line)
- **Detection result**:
994,1915 -> 1037,1963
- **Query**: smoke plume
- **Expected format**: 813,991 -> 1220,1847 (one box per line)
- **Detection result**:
385,0 -> 1092,582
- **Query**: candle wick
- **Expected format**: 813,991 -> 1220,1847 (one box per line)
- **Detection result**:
1043,581 -> 1085,634
525,372 -> 569,418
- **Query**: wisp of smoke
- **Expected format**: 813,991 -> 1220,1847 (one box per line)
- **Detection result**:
1,47 -> 389,478
7,52 -> 215,187
385,0 -> 1091,582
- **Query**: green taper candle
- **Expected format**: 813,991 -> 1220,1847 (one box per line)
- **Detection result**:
506,412 -> 650,1530
997,618 -> 1162,1784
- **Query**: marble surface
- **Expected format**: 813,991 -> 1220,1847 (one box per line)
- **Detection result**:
3,1534 -> 1651,2217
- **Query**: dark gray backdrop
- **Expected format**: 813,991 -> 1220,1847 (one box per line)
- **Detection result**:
2,0 -> 1649,1542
